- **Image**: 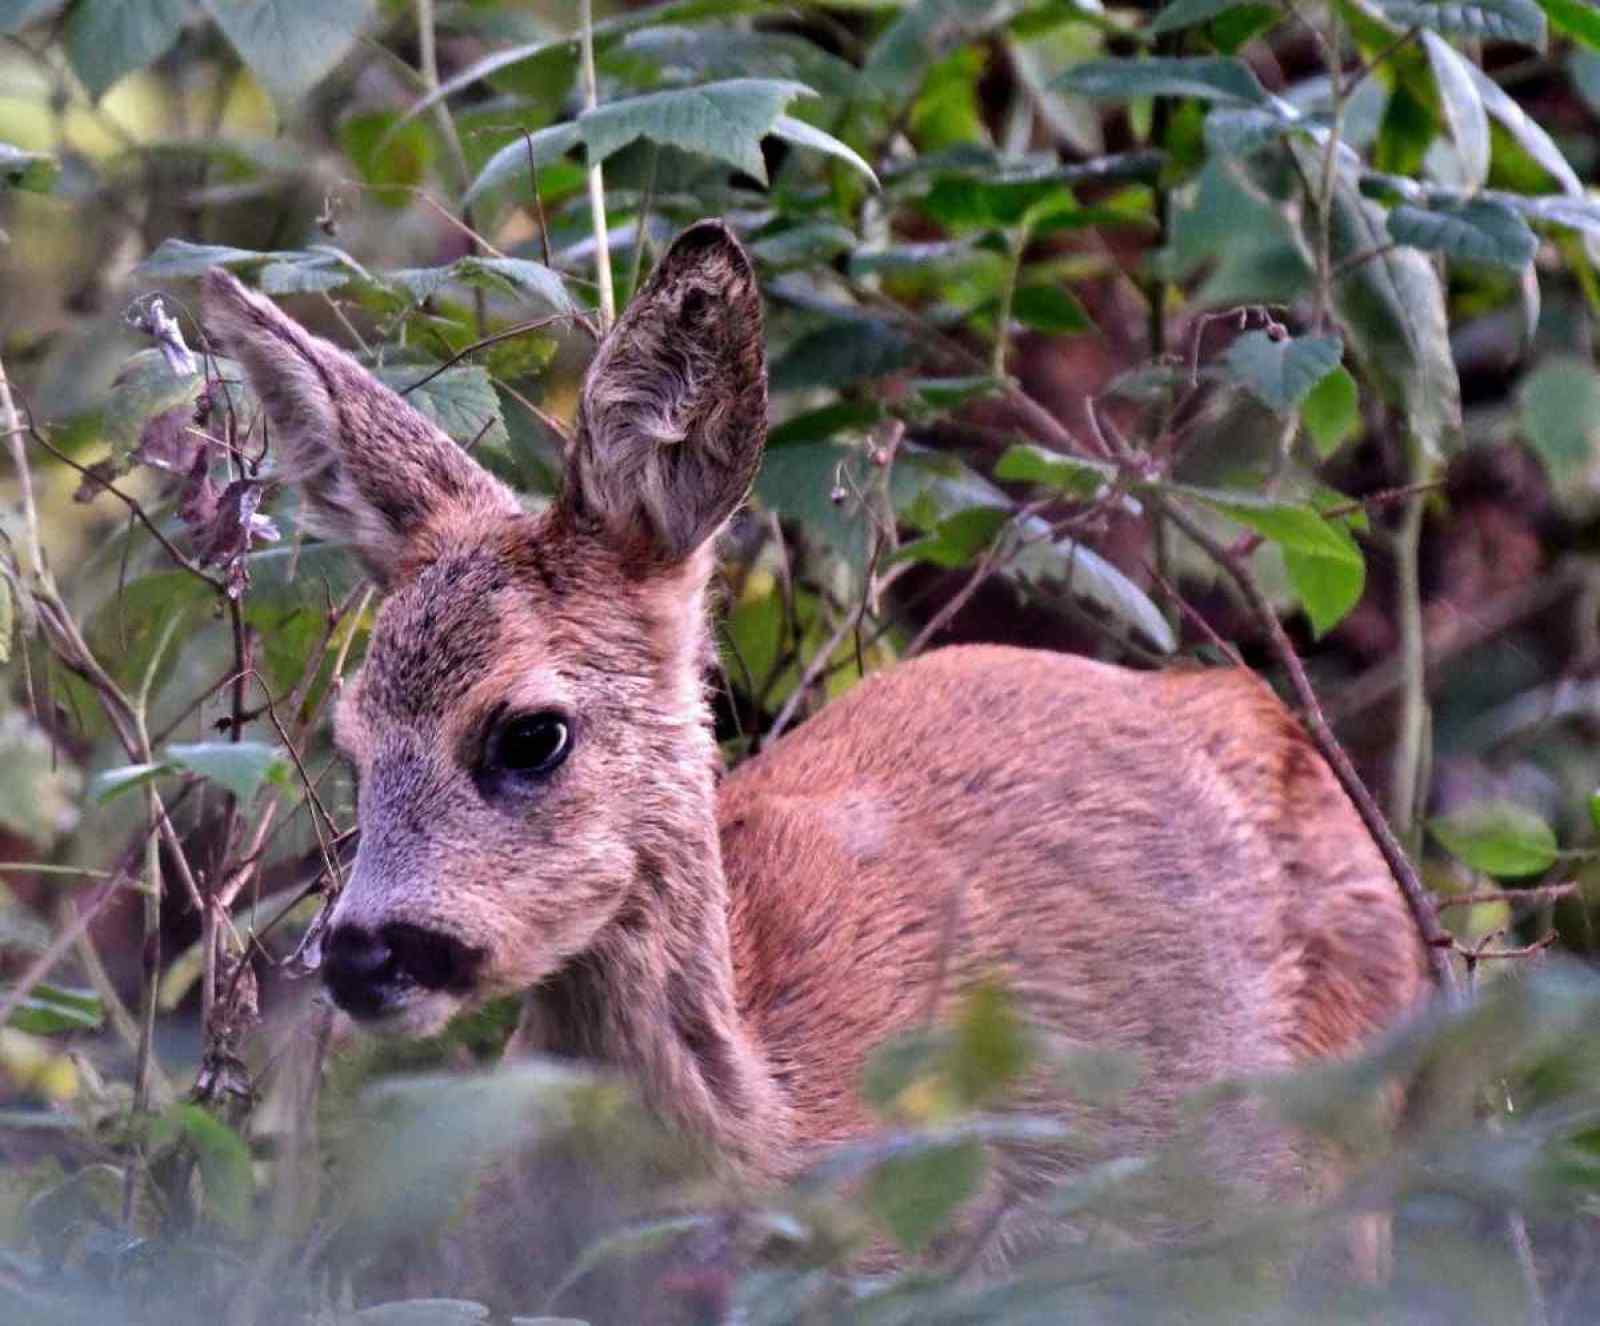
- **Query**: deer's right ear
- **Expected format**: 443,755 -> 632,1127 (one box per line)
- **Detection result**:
561,220 -> 767,570
204,269 -> 517,587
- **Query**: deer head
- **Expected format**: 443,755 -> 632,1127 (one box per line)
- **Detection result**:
207,223 -> 767,1036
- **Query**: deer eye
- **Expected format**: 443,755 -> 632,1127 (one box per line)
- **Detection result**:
487,712 -> 571,779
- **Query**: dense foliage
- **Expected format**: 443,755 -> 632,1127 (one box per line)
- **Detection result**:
3,0 -> 1600,1321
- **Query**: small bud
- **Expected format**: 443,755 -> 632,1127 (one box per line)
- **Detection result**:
829,484 -> 848,505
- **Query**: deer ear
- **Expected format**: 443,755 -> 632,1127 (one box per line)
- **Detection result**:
562,220 -> 767,568
203,270 -> 518,587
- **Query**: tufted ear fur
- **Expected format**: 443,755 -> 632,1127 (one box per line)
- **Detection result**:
203,269 -> 519,587
561,220 -> 767,569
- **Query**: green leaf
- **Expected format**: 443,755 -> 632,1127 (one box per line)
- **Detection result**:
1423,32 -> 1490,190
1588,788 -> 1600,834
1378,0 -> 1545,41
462,123 -> 582,206
771,318 -> 915,392
911,376 -> 1001,409
1305,149 -> 1462,461
0,1 -> 64,35
1302,365 -> 1361,458
1222,331 -> 1344,414
0,142 -> 56,192
339,111 -> 435,198
425,256 -> 576,313
203,0 -> 375,108
160,1103 -> 254,1231
769,114 -> 878,186
103,349 -> 203,465
1052,57 -> 1270,107
748,221 -> 858,269
378,365 -> 509,451
580,78 -> 813,183
65,0 -> 188,101
1518,356 -> 1600,486
1430,801 -> 1559,878
1010,284 -> 1092,333
135,238 -> 269,279
1010,537 -> 1178,654
1464,58 -> 1583,195
1388,197 -> 1538,268
1151,0 -> 1259,35
89,761 -> 169,803
993,443 -> 1115,498
866,1138 -> 985,1253
1179,487 -> 1366,635
4,984 -> 104,1035
894,507 -> 1010,569
1538,0 -> 1600,48
165,740 -> 290,803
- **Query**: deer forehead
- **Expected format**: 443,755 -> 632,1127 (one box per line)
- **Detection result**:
334,536 -> 685,765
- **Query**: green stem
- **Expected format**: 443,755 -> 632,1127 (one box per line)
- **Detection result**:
1388,487 -> 1429,849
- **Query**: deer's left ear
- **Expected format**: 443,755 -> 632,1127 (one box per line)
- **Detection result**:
205,270 -> 519,587
561,220 -> 767,568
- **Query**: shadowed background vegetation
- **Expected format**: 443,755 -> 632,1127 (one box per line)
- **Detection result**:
3,0 -> 1600,1321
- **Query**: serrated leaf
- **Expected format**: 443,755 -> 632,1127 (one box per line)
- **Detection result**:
378,365 -> 509,452
1010,284 -> 1092,333
1423,32 -> 1490,190
1222,332 -> 1344,414
1379,0 -> 1545,41
1388,197 -> 1538,268
165,740 -> 290,803
1518,356 -> 1600,486
580,78 -> 813,183
65,0 -> 187,101
135,238 -> 269,279
0,142 -> 56,192
994,443 -> 1115,497
1538,0 -> 1600,48
1053,57 -> 1269,107
4,984 -> 104,1035
448,257 -> 576,313
770,114 -> 878,186
1430,801 -> 1558,877
866,1138 -> 985,1253
1179,487 -> 1366,635
462,123 -> 582,206
1151,0 -> 1259,35
203,0 -> 375,108
1303,365 -> 1361,458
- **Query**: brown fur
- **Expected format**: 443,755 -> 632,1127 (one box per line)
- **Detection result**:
205,222 -> 1429,1264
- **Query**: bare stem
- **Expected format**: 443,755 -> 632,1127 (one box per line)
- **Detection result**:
0,351 -> 42,581
579,0 -> 615,331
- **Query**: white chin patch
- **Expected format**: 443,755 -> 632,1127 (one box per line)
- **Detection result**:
365,992 -> 462,1039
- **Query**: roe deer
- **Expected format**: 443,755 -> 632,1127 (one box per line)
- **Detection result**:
204,221 -> 1429,1267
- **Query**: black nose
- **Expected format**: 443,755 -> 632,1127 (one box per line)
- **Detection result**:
322,922 -> 483,1019
323,925 -> 399,1019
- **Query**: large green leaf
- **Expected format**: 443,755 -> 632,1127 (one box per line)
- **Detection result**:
1430,801 -> 1558,878
1178,487 -> 1366,636
1302,365 -> 1361,458
578,78 -> 812,183
1221,331 -> 1344,414
1307,151 -> 1462,462
769,114 -> 878,187
1387,197 -> 1537,268
3,984 -> 104,1035
165,740 -> 291,803
1423,32 -> 1490,190
1052,56 -> 1270,107
866,1138 -> 986,1253
135,238 -> 270,278
103,348 -> 203,465
202,0 -> 375,107
462,123 -> 582,205
1378,0 -> 1545,42
378,365 -> 510,452
1464,58 -> 1583,195
65,0 -> 188,101
893,507 -> 1010,569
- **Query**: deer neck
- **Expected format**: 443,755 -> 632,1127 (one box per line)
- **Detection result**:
535,727 -> 792,1181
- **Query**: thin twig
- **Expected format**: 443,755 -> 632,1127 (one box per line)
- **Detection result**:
579,0 -> 615,330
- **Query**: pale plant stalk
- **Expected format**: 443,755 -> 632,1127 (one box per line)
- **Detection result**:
580,0 -> 616,330
1,350 -> 43,582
